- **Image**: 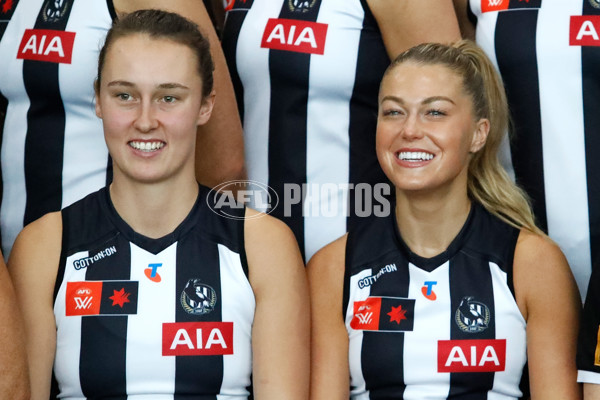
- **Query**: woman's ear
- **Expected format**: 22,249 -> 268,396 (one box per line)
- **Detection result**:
197,90 -> 216,126
94,80 -> 103,119
470,118 -> 490,153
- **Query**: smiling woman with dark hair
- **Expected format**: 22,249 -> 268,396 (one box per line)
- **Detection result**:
8,10 -> 308,400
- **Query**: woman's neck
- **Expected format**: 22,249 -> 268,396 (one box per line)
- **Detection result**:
395,186 -> 472,259
109,174 -> 199,239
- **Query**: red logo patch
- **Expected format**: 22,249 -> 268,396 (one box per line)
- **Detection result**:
481,0 -> 509,13
261,18 -> 328,55
66,281 -> 103,316
570,16 -> 600,47
438,339 -> 506,373
350,297 -> 382,331
162,322 -> 234,356
17,29 -> 75,64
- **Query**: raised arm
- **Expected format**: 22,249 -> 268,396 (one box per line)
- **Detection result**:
367,0 -> 461,59
307,235 -> 349,400
513,230 -> 582,400
0,252 -> 29,400
8,212 -> 62,400
245,209 -> 310,399
116,0 -> 246,187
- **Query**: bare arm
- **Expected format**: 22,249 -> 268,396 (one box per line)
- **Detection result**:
307,235 -> 349,400
453,0 -> 476,40
115,0 -> 246,188
8,212 -> 62,400
367,0 -> 461,59
245,209 -> 310,399
0,252 -> 30,400
513,230 -> 582,400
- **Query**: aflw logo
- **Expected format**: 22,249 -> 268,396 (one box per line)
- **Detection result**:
481,0 -> 508,12
17,29 -> 76,64
74,296 -> 93,310
261,18 -> 328,55
354,308 -> 373,325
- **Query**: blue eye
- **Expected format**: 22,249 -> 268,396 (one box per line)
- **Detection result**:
163,96 -> 177,103
427,109 -> 446,117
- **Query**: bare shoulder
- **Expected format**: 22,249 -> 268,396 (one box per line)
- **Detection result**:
9,211 -> 62,288
244,209 -> 305,293
513,229 -> 579,319
307,234 -> 347,287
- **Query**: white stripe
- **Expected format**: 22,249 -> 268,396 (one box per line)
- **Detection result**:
217,244 -> 254,399
347,268 -> 372,398
303,0 -> 363,260
60,0 -> 110,209
54,251 -> 89,399
488,262 -> 526,399
236,0 -> 283,210
473,4 -> 515,181
578,370 -> 600,384
126,243 -> 177,398
536,2 -> 591,298
0,0 -> 42,258
403,262 -> 451,400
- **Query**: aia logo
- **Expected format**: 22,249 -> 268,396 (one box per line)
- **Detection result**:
570,16 -> 600,47
438,339 -> 506,373
162,322 -> 234,356
17,29 -> 75,64
145,263 -> 162,282
261,18 -> 328,55
421,281 -> 437,301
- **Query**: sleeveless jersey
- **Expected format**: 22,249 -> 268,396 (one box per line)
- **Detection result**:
344,203 -> 526,399
466,0 -> 600,298
53,186 -> 254,399
0,0 -> 115,258
221,0 -> 391,261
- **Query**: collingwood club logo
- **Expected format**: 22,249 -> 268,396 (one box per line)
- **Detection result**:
590,0 -> 600,8
180,279 -> 217,315
288,0 -> 316,12
455,296 -> 490,333
42,0 -> 70,22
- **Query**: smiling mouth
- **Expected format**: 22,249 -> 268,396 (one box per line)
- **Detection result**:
397,151 -> 434,161
129,141 -> 165,152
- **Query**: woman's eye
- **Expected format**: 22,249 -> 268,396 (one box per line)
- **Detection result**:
427,109 -> 446,117
383,109 -> 401,116
117,93 -> 132,101
162,96 -> 177,103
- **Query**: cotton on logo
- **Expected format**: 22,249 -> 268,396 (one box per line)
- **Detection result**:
162,322 -> 234,356
570,16 -> 600,46
438,339 -> 506,373
481,0 -> 509,13
17,29 -> 76,64
261,18 -> 328,55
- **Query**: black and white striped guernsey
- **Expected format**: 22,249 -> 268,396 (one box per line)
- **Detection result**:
0,0 -> 115,258
221,0 -> 391,261
344,203 -> 527,399
467,0 -> 600,298
53,186 -> 254,399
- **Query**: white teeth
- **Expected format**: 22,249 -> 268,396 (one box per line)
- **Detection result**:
398,151 -> 434,161
129,141 -> 165,152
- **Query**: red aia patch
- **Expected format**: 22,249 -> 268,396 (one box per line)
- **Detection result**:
261,18 -> 328,55
438,339 -> 506,373
162,322 -> 234,356
570,16 -> 600,46
17,29 -> 75,64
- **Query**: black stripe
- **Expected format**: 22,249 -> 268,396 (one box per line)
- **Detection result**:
494,9 -> 547,231
347,1 -> 391,233
360,259 -> 409,398
174,235 -> 223,399
22,0 -> 75,225
221,0 -> 254,121
581,1 -> 600,275
80,235 -> 130,400
448,255 -> 496,399
267,1 -> 324,261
